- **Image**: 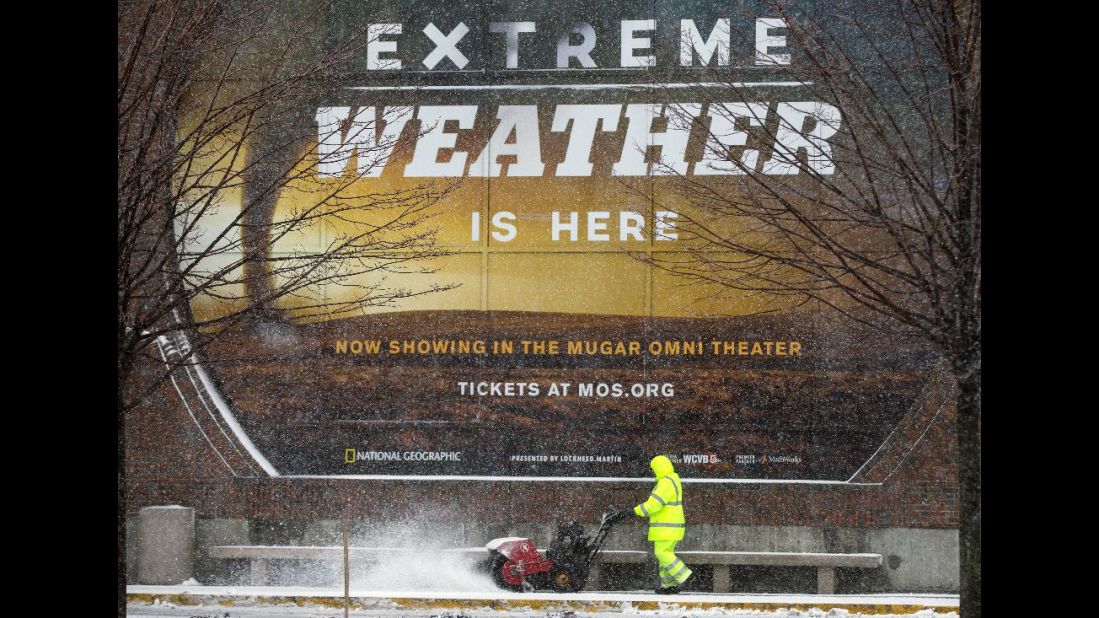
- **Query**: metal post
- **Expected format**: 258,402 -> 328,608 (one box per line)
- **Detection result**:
817,566 -> 836,594
343,520 -> 350,618
712,565 -> 731,593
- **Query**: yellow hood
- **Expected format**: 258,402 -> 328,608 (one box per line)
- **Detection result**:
650,455 -> 675,477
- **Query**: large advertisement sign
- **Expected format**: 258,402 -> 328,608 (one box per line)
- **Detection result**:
182,0 -> 937,480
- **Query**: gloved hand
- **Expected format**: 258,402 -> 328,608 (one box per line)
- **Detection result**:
617,508 -> 635,521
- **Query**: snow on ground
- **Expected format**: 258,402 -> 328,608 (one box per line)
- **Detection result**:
128,602 -> 958,618
126,585 -> 959,607
127,585 -> 958,617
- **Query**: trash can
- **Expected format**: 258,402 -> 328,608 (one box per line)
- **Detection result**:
137,505 -> 195,585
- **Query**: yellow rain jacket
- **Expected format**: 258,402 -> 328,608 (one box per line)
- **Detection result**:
633,455 -> 686,541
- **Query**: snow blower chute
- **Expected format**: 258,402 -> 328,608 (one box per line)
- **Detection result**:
485,506 -> 628,592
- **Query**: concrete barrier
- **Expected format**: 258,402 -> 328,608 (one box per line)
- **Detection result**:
194,518 -> 249,584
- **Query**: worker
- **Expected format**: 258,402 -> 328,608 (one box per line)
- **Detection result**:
618,455 -> 694,594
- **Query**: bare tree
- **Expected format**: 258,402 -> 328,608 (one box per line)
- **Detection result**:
118,0 -> 456,607
118,0 -> 459,404
631,0 -> 979,614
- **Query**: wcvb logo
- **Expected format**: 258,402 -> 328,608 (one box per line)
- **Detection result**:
681,453 -> 720,464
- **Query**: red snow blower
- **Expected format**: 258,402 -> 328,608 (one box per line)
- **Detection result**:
485,506 -> 628,592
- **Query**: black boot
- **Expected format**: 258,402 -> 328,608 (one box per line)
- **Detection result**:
655,585 -> 682,595
655,570 -> 694,594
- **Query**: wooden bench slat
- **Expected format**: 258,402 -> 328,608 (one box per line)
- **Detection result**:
677,551 -> 883,569
208,546 -> 487,560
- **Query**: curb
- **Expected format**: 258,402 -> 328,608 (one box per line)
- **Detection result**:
127,591 -> 959,615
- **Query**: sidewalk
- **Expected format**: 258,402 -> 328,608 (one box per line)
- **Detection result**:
127,585 -> 959,615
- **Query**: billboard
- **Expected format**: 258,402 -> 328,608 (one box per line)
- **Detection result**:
175,0 -> 938,481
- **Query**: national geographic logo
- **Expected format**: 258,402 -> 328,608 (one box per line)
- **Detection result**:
345,448 -> 462,463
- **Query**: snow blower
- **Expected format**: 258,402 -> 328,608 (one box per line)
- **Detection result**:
485,505 -> 628,593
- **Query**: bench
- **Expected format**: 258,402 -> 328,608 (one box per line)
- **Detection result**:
207,546 -> 486,586
593,550 -> 883,594
208,545 -> 881,594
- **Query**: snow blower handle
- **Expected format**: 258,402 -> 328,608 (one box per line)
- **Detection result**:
588,505 -> 629,562
603,505 -> 630,525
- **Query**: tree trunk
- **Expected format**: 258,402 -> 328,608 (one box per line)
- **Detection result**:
955,367 -> 981,617
118,356 -> 131,617
239,104 -> 317,323
241,152 -> 281,323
